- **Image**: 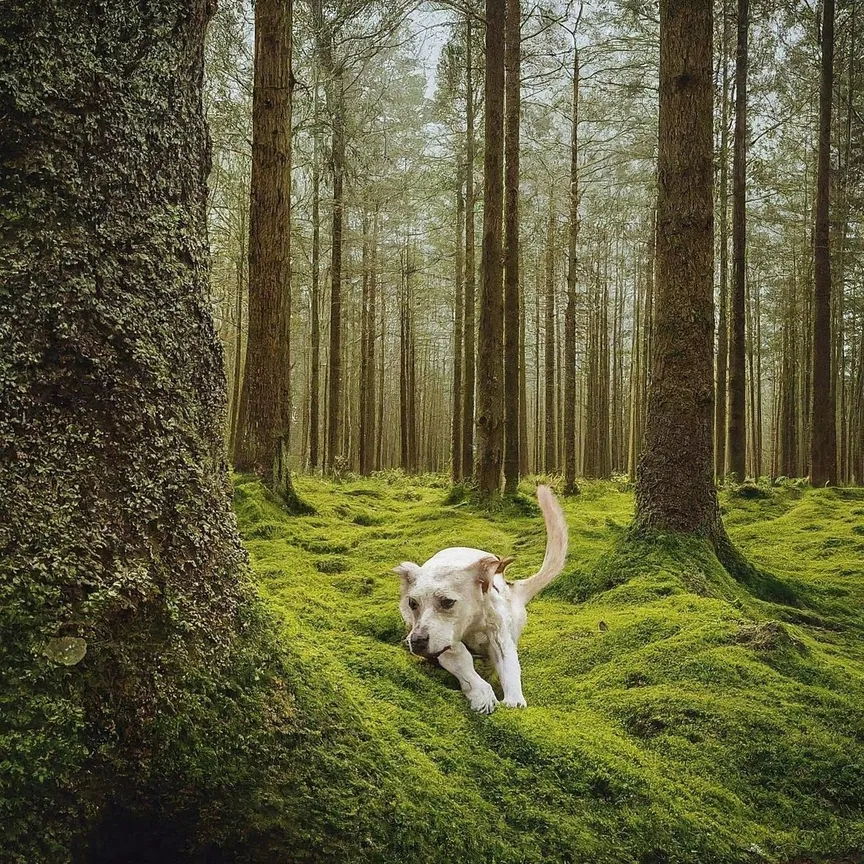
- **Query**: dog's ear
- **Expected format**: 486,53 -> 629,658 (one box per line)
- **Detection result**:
393,561 -> 421,588
475,555 -> 505,593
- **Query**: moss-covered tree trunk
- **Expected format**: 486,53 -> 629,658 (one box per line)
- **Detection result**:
0,0 -> 258,856
635,0 -> 724,538
234,0 -> 297,503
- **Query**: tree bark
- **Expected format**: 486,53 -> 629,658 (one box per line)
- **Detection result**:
326,66 -> 345,473
503,0 -> 521,495
0,0 -> 250,850
715,0 -> 731,477
233,0 -> 297,504
726,0 -> 748,482
810,0 -> 837,486
475,0 -> 506,496
453,158 -> 465,482
544,198 -> 557,474
309,75 -> 322,469
519,264 -> 530,475
461,15 -> 477,479
228,222 -> 246,456
635,0 -> 723,537
359,209 -> 372,474
564,45 -> 580,493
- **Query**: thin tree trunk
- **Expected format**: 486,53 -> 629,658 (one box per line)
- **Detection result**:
627,260 -> 641,478
715,0 -> 731,477
564,43 -> 580,493
368,208 -> 378,467
228,227 -> 246,455
503,0 -> 521,494
359,209 -> 372,474
461,15 -> 477,478
376,284 -> 386,471
400,246 -> 409,471
811,0 -> 837,486
534,261 -> 541,472
544,198 -> 557,474
519,264 -> 530,475
309,75 -> 322,470
475,0 -> 506,496
407,247 -> 418,472
452,159 -> 465,482
726,0 -> 748,481
746,267 -> 758,476
325,65 -> 345,473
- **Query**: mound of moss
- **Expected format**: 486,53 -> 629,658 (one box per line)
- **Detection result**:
225,475 -> 864,864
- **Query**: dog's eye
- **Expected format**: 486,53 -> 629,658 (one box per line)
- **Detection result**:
408,598 -> 419,611
440,598 -> 457,610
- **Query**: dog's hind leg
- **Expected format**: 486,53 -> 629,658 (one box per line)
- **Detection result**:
438,643 -> 499,714
489,636 -> 527,708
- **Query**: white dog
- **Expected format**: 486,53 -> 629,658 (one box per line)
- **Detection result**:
395,486 -> 568,713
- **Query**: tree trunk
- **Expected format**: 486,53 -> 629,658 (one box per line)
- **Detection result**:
564,45 -> 580,493
453,156 -> 465,482
326,70 -> 345,473
627,257 -> 642,478
0,0 -> 251,851
715,0 -> 731,477
599,270 -> 611,478
635,0 -> 723,537
534,262 -> 542,472
475,0 -> 506,496
503,0 -> 521,495
519,264 -> 530,475
544,199 -> 557,474
359,209 -> 372,474
376,285 -> 386,471
228,226 -> 246,456
368,209 -> 378,469
810,0 -> 837,486
309,75 -> 322,470
323,24 -> 345,474
233,0 -> 297,505
407,247 -> 418,472
461,15 -> 477,479
726,0 -> 748,481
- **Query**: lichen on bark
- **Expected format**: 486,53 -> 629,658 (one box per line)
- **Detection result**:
0,2 -> 280,857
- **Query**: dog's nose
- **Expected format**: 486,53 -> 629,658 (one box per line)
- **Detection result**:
410,633 -> 429,654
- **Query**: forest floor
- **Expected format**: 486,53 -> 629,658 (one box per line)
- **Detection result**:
233,473 -> 864,864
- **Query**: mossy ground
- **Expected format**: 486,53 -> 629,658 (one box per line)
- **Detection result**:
232,473 -> 864,864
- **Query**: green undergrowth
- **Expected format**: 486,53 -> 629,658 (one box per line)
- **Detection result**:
232,473 -> 864,864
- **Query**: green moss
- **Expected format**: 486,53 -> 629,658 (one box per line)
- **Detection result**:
224,476 -> 864,863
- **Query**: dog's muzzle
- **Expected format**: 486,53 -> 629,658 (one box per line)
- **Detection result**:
408,634 -> 450,660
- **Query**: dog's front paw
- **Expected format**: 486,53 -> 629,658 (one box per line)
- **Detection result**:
503,696 -> 527,709
468,685 -> 499,714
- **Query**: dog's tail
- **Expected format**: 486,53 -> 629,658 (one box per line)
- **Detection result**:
511,485 -> 568,605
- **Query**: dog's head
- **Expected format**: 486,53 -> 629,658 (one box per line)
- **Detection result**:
394,551 -> 514,658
